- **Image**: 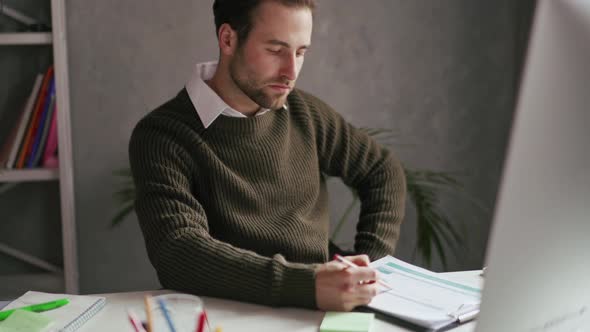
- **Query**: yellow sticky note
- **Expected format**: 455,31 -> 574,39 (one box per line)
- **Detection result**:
0,310 -> 54,332
320,312 -> 375,332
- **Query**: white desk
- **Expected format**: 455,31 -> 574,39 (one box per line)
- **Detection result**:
79,271 -> 483,332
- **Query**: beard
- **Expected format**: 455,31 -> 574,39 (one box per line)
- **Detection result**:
229,51 -> 292,110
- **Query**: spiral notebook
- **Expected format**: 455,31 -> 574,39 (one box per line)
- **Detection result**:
2,291 -> 106,332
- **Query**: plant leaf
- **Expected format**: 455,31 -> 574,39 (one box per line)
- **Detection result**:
111,202 -> 135,227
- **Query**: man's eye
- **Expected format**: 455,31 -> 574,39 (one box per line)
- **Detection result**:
267,49 -> 281,54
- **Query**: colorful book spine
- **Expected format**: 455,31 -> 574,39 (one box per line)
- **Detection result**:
42,105 -> 59,168
27,76 -> 56,168
31,93 -> 57,168
4,74 -> 43,169
15,66 -> 54,169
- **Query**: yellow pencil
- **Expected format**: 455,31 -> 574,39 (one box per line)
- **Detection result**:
144,295 -> 154,332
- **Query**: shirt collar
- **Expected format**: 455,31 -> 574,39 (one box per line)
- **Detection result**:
185,61 -> 230,128
185,61 -> 287,128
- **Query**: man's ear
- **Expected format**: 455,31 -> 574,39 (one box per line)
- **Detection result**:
218,23 -> 238,56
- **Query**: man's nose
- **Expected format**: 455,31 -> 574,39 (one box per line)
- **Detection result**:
280,53 -> 297,81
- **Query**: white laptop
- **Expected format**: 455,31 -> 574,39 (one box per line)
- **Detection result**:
474,0 -> 590,331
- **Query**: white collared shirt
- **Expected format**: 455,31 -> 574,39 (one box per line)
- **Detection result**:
185,61 -> 286,128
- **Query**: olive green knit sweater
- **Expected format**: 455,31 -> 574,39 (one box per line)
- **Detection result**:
129,88 -> 406,309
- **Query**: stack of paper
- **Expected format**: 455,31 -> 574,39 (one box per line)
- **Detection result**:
368,256 -> 481,330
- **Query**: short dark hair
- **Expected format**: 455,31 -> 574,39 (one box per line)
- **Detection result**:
213,0 -> 316,44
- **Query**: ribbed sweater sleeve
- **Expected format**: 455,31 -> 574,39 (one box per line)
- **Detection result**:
129,110 -> 317,308
294,90 -> 407,260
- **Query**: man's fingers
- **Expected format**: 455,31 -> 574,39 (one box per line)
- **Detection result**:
323,260 -> 349,272
315,260 -> 381,312
356,282 -> 378,299
344,283 -> 379,308
343,254 -> 371,267
352,283 -> 379,307
349,266 -> 377,284
334,267 -> 377,290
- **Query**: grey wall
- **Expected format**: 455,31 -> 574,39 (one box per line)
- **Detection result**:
64,0 -> 529,293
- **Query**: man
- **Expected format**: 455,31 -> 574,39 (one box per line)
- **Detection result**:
129,0 -> 406,311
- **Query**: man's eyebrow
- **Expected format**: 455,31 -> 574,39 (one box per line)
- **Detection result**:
266,39 -> 310,49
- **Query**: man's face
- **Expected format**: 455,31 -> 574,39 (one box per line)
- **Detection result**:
228,1 -> 312,110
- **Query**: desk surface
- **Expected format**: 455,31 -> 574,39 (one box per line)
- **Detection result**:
79,271 -> 483,332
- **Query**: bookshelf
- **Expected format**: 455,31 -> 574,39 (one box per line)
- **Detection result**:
0,0 -> 78,296
0,32 -> 52,45
0,169 -> 59,182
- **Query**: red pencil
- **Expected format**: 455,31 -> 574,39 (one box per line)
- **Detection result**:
195,310 -> 206,332
127,309 -> 147,332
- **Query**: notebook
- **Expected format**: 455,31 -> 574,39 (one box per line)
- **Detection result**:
0,310 -> 54,332
1,291 -> 106,332
366,256 -> 481,330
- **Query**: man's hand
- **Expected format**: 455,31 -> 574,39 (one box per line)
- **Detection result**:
315,254 -> 379,311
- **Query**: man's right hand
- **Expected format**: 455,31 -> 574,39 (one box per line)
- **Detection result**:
315,255 -> 379,311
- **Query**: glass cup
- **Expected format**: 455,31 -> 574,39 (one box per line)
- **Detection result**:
149,293 -> 204,332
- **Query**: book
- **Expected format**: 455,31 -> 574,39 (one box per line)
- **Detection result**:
1,291 -> 106,332
366,256 -> 481,330
28,77 -> 56,168
26,77 -> 55,168
41,105 -> 59,168
0,109 -> 24,167
15,66 -> 53,169
3,74 -> 43,169
30,98 -> 56,168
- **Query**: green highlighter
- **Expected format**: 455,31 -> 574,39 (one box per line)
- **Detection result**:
320,312 -> 375,332
0,298 -> 69,321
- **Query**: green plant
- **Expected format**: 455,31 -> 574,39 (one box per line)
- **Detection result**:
112,128 -> 484,269
111,168 -> 136,226
328,128 -> 486,269
329,167 -> 469,269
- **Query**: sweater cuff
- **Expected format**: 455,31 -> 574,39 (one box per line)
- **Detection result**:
271,258 -> 317,308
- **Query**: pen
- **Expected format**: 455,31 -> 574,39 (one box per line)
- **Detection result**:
0,298 -> 70,321
203,310 -> 211,332
195,311 -> 206,332
457,309 -> 479,323
144,295 -> 154,332
157,298 -> 177,332
447,307 -> 479,323
333,254 -> 392,289
480,266 -> 487,277
127,309 -> 147,332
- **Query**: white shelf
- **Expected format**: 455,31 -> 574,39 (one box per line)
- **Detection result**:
0,32 -> 53,45
0,168 -> 59,182
1,0 -> 78,296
